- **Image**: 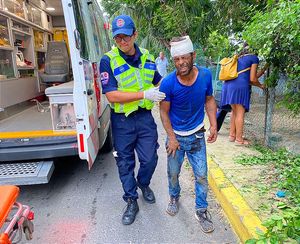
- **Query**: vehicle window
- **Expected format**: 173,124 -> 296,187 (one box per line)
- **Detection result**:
72,0 -> 89,59
94,9 -> 110,53
87,3 -> 102,57
71,0 -> 109,60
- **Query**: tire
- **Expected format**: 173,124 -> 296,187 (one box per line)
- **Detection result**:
101,123 -> 113,153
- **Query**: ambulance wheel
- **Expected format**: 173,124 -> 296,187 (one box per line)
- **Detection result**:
101,123 -> 113,152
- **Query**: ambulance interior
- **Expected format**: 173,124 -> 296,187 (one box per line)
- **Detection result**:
0,0 -> 77,135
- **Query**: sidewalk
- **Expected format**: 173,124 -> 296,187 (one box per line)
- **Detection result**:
205,117 -> 267,243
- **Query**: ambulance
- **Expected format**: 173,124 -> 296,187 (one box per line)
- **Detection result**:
0,0 -> 113,185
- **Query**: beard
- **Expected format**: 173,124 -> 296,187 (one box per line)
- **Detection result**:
176,61 -> 194,76
176,62 -> 193,76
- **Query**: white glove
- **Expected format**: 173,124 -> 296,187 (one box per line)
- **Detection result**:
143,87 -> 166,102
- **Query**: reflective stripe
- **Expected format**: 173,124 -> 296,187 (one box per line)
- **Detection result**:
123,79 -> 138,88
135,69 -> 144,89
144,79 -> 152,85
119,104 -> 124,113
112,59 -> 118,68
122,72 -> 135,82
107,50 -> 117,58
138,100 -> 144,106
144,73 -> 153,79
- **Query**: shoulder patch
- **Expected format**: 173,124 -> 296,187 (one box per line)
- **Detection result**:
101,72 -> 109,85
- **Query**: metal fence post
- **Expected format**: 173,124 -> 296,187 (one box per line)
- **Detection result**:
264,87 -> 275,146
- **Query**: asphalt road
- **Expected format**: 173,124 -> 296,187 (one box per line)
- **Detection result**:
18,107 -> 238,244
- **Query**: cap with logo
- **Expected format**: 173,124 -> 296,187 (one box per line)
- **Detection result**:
112,15 -> 136,38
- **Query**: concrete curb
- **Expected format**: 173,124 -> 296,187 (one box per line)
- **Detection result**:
207,156 -> 266,243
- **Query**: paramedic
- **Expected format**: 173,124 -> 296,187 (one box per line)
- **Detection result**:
99,15 -> 165,225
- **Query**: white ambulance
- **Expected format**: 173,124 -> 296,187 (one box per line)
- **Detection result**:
0,0 -> 112,185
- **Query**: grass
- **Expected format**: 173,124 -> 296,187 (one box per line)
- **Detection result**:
234,145 -> 300,243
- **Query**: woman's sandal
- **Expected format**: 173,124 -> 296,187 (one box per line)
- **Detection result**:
235,139 -> 250,146
228,135 -> 236,142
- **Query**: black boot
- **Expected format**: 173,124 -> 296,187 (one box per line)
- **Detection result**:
122,199 -> 139,225
138,183 -> 156,204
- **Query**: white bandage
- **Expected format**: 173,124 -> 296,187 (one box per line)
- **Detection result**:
170,36 -> 194,58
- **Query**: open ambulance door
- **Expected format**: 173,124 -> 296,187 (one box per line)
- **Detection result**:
62,0 -> 102,169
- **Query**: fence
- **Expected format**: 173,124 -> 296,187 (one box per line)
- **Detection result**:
247,76 -> 300,154
200,55 -> 300,155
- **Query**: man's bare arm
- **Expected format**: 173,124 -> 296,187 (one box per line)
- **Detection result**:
159,101 -> 179,157
205,96 -> 217,143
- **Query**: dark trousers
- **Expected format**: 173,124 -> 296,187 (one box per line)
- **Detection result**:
111,109 -> 159,202
217,109 -> 229,132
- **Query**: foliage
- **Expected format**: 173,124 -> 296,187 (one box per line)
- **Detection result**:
100,0 -> 124,16
246,207 -> 300,244
101,0 -> 212,49
101,0 -> 299,113
101,0 -> 269,57
243,1 -> 300,114
235,146 -> 300,243
204,31 -> 234,62
211,1 -> 268,34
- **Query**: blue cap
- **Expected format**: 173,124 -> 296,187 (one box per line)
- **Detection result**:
112,15 -> 135,38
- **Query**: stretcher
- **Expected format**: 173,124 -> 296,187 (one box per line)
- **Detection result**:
0,185 -> 34,244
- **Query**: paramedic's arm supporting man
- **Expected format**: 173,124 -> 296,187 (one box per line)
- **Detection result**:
105,86 -> 164,103
160,101 -> 180,157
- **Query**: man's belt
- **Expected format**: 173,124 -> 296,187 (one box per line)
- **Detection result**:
197,127 -> 206,133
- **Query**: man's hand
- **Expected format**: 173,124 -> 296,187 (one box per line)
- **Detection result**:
207,126 -> 217,143
166,138 -> 180,157
144,87 -> 166,102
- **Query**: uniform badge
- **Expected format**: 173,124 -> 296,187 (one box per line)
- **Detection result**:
101,72 -> 109,85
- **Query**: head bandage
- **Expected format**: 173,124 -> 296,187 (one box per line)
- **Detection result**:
170,36 -> 194,58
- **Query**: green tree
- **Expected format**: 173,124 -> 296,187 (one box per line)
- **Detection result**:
101,0 -> 214,52
204,31 -> 234,62
101,0 -> 299,113
243,1 -> 300,114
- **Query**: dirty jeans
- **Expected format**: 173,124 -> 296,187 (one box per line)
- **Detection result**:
167,131 -> 208,209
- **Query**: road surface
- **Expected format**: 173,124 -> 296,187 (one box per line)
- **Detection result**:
18,107 -> 238,243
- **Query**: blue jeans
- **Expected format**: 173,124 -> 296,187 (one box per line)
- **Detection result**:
166,131 -> 208,209
111,109 -> 159,202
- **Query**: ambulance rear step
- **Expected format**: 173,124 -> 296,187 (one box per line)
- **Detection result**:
0,161 -> 54,185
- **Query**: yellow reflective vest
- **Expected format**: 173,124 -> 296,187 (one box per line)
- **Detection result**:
105,47 -> 156,116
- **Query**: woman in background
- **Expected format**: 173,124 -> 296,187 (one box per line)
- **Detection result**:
220,43 -> 267,145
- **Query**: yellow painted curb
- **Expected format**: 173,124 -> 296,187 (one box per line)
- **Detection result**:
208,156 -> 266,243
